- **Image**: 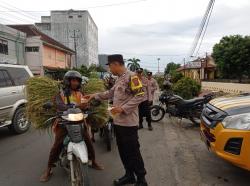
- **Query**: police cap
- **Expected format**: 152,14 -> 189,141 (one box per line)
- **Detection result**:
147,71 -> 153,76
136,68 -> 143,73
106,54 -> 124,65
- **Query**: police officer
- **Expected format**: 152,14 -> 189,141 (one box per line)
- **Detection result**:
136,68 -> 153,131
147,71 -> 159,105
85,54 -> 148,186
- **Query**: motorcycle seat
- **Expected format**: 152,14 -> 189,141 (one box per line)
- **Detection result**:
181,97 -> 205,105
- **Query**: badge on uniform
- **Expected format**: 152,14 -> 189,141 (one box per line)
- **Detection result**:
130,76 -> 144,96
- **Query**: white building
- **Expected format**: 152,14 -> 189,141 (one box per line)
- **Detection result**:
35,10 -> 98,67
0,24 -> 26,65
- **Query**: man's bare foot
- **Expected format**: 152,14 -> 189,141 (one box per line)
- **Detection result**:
91,161 -> 104,170
40,168 -> 53,182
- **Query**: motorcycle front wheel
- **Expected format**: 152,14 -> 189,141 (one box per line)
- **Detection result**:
189,117 -> 201,125
150,105 -> 165,122
72,157 -> 90,186
104,123 -> 112,152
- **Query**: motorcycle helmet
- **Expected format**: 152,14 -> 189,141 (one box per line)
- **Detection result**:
63,71 -> 82,89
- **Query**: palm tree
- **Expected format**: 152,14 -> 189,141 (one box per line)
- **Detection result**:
126,58 -> 141,72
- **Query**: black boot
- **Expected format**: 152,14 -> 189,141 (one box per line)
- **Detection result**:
134,177 -> 148,186
148,126 -> 153,131
138,123 -> 143,130
113,172 -> 136,186
148,122 -> 153,131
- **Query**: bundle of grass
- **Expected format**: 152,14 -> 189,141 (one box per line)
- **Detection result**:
26,76 -> 60,130
26,76 -> 108,130
83,78 -> 109,129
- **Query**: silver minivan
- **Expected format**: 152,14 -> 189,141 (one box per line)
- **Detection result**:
0,64 -> 33,134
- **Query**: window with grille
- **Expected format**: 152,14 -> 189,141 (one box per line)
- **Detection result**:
25,46 -> 39,52
0,39 -> 8,55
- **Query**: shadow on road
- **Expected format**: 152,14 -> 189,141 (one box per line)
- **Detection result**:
0,128 -> 15,140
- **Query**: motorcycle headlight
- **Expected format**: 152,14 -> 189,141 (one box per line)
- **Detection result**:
64,113 -> 84,122
222,113 -> 250,130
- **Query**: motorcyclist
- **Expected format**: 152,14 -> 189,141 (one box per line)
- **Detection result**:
163,75 -> 172,90
40,71 -> 104,182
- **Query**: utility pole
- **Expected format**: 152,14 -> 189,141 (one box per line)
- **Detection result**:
183,58 -> 186,77
157,58 -> 160,73
71,29 -> 80,68
205,52 -> 208,80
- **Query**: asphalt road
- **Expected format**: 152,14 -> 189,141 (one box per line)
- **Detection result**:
1,118 -> 250,186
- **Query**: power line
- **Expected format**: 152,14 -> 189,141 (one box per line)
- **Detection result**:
113,52 -> 186,57
0,1 -> 40,21
194,0 -> 215,57
0,8 -> 36,23
0,0 -> 147,12
188,0 -> 215,59
0,15 -> 19,24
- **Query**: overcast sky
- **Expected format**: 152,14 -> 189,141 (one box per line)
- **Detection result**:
0,0 -> 250,72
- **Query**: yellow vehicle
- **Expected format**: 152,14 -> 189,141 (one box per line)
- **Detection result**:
200,95 -> 250,170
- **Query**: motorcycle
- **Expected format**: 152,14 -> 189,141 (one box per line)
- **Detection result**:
43,102 -> 92,186
99,117 -> 114,151
150,90 -> 214,125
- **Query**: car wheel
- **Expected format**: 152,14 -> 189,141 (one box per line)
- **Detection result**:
9,107 -> 30,134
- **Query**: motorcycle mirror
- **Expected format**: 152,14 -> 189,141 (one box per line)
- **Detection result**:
43,101 -> 53,110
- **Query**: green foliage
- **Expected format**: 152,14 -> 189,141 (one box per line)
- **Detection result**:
212,35 -> 250,82
171,71 -> 184,83
143,68 -> 150,75
96,65 -> 107,72
74,65 -> 90,77
173,77 -> 201,99
26,77 -> 108,130
126,58 -> 141,72
154,75 -> 165,91
74,64 -> 106,78
165,62 -> 181,75
89,72 -> 99,79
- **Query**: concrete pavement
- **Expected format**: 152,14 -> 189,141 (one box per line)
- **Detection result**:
1,118 -> 250,186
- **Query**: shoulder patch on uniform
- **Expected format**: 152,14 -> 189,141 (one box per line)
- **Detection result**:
132,76 -> 140,86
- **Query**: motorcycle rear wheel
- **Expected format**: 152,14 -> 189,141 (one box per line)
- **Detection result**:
150,105 -> 165,122
72,157 -> 90,186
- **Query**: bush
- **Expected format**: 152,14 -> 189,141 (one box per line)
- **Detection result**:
154,75 -> 165,91
173,77 -> 201,99
171,72 -> 183,83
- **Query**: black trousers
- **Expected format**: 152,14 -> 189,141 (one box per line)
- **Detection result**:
114,125 -> 146,179
139,100 -> 152,127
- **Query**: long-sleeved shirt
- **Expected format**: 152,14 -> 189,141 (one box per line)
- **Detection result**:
140,76 -> 153,102
148,78 -> 158,100
95,70 -> 144,127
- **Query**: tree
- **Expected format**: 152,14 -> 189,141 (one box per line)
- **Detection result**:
143,68 -> 150,75
96,65 -> 107,73
75,65 -> 90,77
171,71 -> 184,83
88,64 -> 97,72
126,58 -> 141,72
164,62 -> 181,75
173,77 -> 201,99
212,35 -> 250,82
